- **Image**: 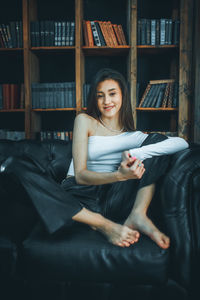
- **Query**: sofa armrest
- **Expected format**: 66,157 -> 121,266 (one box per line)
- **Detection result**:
161,146 -> 200,289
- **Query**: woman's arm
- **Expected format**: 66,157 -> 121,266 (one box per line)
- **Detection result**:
129,136 -> 189,161
72,114 -> 144,185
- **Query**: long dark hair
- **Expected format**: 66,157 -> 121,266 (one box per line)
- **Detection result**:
85,68 -> 135,131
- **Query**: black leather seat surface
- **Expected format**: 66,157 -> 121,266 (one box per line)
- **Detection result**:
20,222 -> 169,285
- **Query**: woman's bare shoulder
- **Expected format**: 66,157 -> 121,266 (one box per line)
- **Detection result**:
75,113 -> 96,124
74,113 -> 97,133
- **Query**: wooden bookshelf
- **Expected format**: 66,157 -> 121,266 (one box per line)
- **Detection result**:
0,0 -> 194,141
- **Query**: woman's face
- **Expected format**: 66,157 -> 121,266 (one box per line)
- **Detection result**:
96,79 -> 122,119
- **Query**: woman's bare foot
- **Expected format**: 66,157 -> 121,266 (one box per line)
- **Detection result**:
124,212 -> 170,249
97,219 -> 140,247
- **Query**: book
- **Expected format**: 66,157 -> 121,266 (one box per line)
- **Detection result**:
107,21 -> 118,46
117,24 -> 127,45
95,21 -> 106,46
139,83 -> 151,107
70,21 -> 75,46
85,21 -> 94,46
160,19 -> 166,45
146,19 -> 151,45
83,20 -> 89,46
90,21 -> 101,46
143,84 -> 158,107
154,83 -> 166,108
113,24 -> 123,45
151,19 -> 156,46
104,22 -> 113,46
173,20 -> 180,45
161,83 -> 171,107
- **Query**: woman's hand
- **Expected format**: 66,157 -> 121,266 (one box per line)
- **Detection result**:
117,151 -> 145,181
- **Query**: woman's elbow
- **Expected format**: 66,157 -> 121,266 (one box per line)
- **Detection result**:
75,170 -> 87,185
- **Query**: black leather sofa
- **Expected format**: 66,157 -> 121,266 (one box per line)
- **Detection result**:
0,138 -> 199,300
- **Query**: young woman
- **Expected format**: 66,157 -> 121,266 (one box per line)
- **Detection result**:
1,68 -> 189,248
61,68 -> 189,249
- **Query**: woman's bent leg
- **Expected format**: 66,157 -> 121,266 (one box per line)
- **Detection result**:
1,156 -> 83,235
124,183 -> 170,249
124,133 -> 171,249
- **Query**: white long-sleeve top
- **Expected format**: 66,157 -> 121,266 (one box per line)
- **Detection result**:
67,131 -> 189,176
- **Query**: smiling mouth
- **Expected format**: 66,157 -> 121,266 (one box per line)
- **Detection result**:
104,106 -> 114,110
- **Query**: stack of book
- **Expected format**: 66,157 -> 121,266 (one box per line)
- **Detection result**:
0,84 -> 25,109
0,129 -> 25,140
31,82 -> 76,109
83,20 -> 127,46
138,79 -> 178,108
0,22 -> 23,48
39,130 -> 73,141
30,21 -> 75,47
137,19 -> 180,46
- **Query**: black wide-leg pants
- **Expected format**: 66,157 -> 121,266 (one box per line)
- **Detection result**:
0,133 -> 171,239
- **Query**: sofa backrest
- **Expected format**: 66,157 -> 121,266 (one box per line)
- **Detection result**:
0,139 -> 72,183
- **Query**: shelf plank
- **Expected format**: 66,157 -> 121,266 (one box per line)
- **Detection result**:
82,46 -> 130,56
137,45 -> 179,55
0,48 -> 23,51
30,46 -> 75,53
0,109 -> 25,112
32,108 -> 76,111
137,45 -> 178,49
136,108 -> 178,111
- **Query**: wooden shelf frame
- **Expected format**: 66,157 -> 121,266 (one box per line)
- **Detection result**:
0,0 -> 194,141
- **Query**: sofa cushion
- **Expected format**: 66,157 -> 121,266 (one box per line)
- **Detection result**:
0,139 -> 72,183
20,222 -> 169,285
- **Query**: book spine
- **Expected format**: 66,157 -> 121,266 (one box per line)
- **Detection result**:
139,83 -> 151,107
113,24 -> 123,45
155,83 -> 166,108
137,19 -> 141,45
35,21 -> 40,47
90,21 -> 101,46
173,20 -> 180,45
141,19 -> 147,45
107,21 -> 118,46
162,83 -> 170,107
167,82 -> 174,107
83,20 -> 89,46
95,21 -> 106,46
155,19 -> 160,45
146,19 -> 151,45
57,22 -> 62,46
85,21 -> 94,46
117,24 -> 127,45
151,19 -> 156,46
54,22 -> 58,46
6,24 -> 13,48
160,19 -> 166,45
99,21 -> 109,46
168,19 -> 173,45
40,21 -> 45,47
61,21 -> 66,46
70,21 -> 75,46
104,22 -> 113,46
